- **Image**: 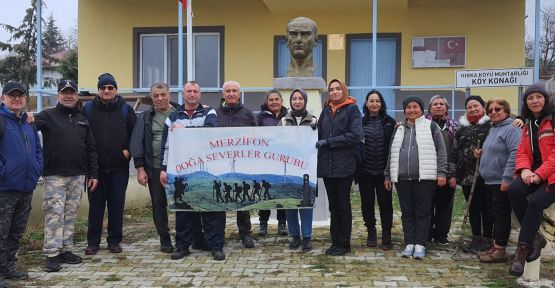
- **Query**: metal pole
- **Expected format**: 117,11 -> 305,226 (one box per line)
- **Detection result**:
371,0 -> 377,88
36,0 -> 42,112
178,1 -> 184,105
187,0 -> 193,83
534,0 -> 541,83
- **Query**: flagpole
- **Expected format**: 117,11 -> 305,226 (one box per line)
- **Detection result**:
178,0 -> 184,105
186,0 -> 193,83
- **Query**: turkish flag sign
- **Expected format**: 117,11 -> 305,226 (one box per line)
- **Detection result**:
441,37 -> 465,54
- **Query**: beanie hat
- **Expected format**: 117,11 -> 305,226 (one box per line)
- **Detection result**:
464,95 -> 485,108
522,82 -> 549,101
403,96 -> 424,112
97,73 -> 118,89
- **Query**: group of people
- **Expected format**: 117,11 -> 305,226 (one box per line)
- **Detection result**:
0,74 -> 553,288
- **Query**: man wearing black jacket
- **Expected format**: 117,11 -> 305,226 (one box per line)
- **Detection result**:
215,81 -> 256,248
34,80 -> 99,272
82,73 -> 136,255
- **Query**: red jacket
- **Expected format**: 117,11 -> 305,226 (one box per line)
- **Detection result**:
515,117 -> 555,187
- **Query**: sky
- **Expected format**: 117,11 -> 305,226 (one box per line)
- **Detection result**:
0,0 -> 553,52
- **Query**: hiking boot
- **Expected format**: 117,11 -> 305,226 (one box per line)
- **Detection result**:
170,247 -> 191,260
366,226 -> 377,247
302,237 -> 312,252
381,230 -> 392,251
434,238 -> 450,246
258,221 -> 268,236
325,245 -> 337,255
44,256 -> 61,272
477,244 -> 495,257
212,250 -> 225,261
462,236 -> 482,254
402,244 -> 415,258
59,251 -> 83,264
160,243 -> 174,253
330,246 -> 350,256
108,244 -> 123,253
84,245 -> 100,255
527,233 -> 547,262
278,222 -> 288,236
289,235 -> 301,249
509,242 -> 530,277
241,234 -> 255,248
479,246 -> 507,263
413,244 -> 426,259
5,269 -> 28,280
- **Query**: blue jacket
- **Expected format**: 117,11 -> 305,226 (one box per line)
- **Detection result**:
161,104 -> 218,171
0,104 -> 43,193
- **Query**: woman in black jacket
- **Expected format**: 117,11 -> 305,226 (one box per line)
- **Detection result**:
358,90 -> 396,250
316,79 -> 363,256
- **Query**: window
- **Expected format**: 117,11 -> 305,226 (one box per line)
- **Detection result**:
274,36 -> 327,79
135,27 -> 223,89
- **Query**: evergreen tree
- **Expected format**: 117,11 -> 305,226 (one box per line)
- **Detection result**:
58,49 -> 77,80
43,13 -> 65,54
0,0 -> 55,87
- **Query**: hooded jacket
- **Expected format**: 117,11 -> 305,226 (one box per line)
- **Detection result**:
82,95 -> 136,171
479,117 -> 521,185
258,104 -> 288,127
515,115 -> 555,187
0,104 -> 43,193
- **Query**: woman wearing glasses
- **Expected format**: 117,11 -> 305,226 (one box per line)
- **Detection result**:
475,98 -> 521,264
508,84 -> 555,276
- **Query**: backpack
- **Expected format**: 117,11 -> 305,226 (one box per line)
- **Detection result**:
82,101 -> 130,122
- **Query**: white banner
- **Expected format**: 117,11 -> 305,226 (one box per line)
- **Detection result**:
456,68 -> 533,88
165,126 -> 318,211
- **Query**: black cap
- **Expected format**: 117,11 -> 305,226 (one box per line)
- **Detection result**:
402,96 -> 424,112
464,95 -> 485,108
2,82 -> 27,95
58,80 -> 78,93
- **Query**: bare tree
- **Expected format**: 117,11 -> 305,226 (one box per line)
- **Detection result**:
527,6 -> 555,78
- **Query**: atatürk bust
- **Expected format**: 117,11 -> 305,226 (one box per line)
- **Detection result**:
286,17 -> 317,77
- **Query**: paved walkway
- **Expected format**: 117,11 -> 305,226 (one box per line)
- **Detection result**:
11,198 -> 555,287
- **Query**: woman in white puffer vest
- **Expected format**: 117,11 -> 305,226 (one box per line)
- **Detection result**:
384,96 -> 448,259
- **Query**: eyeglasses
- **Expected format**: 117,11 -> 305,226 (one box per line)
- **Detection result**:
6,94 -> 25,99
99,85 -> 115,91
487,107 -> 503,114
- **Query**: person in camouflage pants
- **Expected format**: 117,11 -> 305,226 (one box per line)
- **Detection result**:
34,80 -> 98,272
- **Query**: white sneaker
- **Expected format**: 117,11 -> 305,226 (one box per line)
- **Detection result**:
402,244 -> 415,258
413,244 -> 426,259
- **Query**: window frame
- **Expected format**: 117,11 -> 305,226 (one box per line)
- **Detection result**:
133,26 -> 225,89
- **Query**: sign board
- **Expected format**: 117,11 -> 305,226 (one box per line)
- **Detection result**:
328,34 -> 344,50
456,68 -> 533,88
165,126 -> 318,211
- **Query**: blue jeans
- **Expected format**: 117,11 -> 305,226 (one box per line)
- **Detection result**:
286,208 -> 313,238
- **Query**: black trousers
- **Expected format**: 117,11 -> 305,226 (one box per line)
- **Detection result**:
484,184 -> 512,246
396,179 -> 436,246
236,211 -> 252,236
462,178 -> 493,238
258,210 -> 286,223
175,211 -> 226,250
87,169 -> 129,246
508,177 -> 555,245
148,168 -> 170,243
0,192 -> 32,274
429,183 -> 455,241
358,174 -> 392,231
323,177 -> 353,249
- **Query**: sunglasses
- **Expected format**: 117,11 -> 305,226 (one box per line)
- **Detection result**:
487,107 -> 503,114
99,85 -> 115,91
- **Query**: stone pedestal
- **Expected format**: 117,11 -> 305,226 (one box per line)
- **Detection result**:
273,77 -> 330,222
